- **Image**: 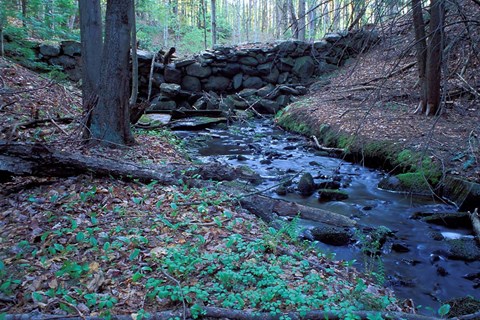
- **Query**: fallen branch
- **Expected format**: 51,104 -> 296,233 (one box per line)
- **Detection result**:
468,208 -> 480,242
3,117 -> 74,131
4,306 -> 475,320
311,135 -> 345,153
0,141 -> 260,186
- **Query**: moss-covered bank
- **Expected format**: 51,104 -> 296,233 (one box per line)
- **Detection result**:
275,103 -> 480,211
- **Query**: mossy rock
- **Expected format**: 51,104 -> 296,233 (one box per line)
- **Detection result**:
318,189 -> 348,202
446,238 -> 480,261
297,173 -> 316,196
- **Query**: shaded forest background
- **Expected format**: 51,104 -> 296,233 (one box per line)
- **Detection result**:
1,0 -> 407,55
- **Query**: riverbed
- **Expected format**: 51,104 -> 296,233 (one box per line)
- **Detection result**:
176,118 -> 479,314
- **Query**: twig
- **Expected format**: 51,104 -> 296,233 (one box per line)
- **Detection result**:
457,73 -> 480,98
160,268 -> 187,320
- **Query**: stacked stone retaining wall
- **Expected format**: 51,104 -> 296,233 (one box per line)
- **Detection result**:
30,30 -> 379,114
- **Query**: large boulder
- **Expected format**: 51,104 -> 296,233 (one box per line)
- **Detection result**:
218,63 -> 242,77
298,173 -> 316,196
39,43 -> 60,57
232,73 -> 243,90
243,76 -> 264,89
160,83 -> 181,97
164,66 -> 182,84
264,67 -> 280,84
61,40 -> 81,56
318,189 -> 349,202
50,55 -> 77,69
310,226 -> 353,246
149,95 -> 177,111
204,76 -> 230,92
257,99 -> 280,114
186,62 -> 212,78
239,56 -> 259,66
293,56 -> 315,82
446,239 -> 480,261
181,76 -> 202,92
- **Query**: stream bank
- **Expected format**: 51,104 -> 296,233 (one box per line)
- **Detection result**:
275,103 -> 480,212
175,118 -> 480,316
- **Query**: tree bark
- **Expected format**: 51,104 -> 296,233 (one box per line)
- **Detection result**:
88,0 -> 136,147
129,0 -> 139,108
425,0 -> 444,116
0,307 -> 454,320
298,0 -> 306,41
78,0 -> 102,114
411,0 -> 427,114
211,0 -> 217,46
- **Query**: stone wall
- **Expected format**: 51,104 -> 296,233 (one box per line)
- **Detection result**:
32,30 -> 379,114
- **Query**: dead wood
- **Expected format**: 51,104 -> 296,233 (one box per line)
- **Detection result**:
1,307 -> 459,320
0,141 -> 356,231
468,208 -> 480,241
311,135 -> 345,153
0,141 -> 259,186
0,117 -> 74,133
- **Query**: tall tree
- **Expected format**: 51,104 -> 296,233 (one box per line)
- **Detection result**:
211,0 -> 217,46
425,0 -> 444,116
412,0 -> 427,114
82,0 -> 136,146
412,0 -> 444,116
298,0 -> 306,41
78,0 -> 102,114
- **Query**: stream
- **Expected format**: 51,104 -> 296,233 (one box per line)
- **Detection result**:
175,118 -> 479,314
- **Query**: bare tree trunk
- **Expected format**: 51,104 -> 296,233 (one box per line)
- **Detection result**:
78,0 -> 102,122
129,0 -> 138,108
425,0 -> 444,116
89,0 -> 136,147
201,0 -> 207,48
21,0 -> 27,28
0,26 -> 4,57
298,0 -> 306,41
289,0 -> 299,39
308,0 -> 317,40
412,0 -> 428,114
211,0 -> 217,46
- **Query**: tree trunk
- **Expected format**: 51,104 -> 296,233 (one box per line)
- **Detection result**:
211,0 -> 217,46
289,0 -> 299,39
308,0 -> 316,41
0,25 -> 4,57
201,0 -> 207,48
425,0 -> 444,116
88,0 -> 136,147
78,0 -> 102,135
129,0 -> 139,108
411,0 -> 427,114
21,0 -> 27,28
298,0 -> 306,41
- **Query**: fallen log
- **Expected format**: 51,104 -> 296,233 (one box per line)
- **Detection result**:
240,194 -> 355,227
1,141 -> 351,229
0,307 -> 453,320
0,141 -> 260,185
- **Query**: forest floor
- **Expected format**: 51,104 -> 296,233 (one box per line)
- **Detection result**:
0,58 -> 416,318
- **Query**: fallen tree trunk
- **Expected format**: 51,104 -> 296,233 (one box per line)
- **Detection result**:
0,141 -> 352,228
0,141 -> 260,185
2,306 -> 463,320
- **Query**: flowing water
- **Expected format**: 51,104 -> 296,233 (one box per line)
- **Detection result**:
176,118 -> 479,314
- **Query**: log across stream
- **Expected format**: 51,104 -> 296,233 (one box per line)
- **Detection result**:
175,118 -> 480,314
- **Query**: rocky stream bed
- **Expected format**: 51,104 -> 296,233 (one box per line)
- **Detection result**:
175,118 -> 480,315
